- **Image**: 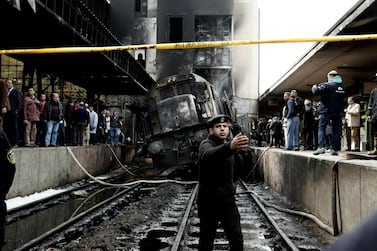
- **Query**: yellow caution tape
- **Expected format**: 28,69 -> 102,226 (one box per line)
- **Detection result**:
1,34 -> 377,54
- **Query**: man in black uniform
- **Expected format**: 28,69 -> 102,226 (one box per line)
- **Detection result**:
367,86 -> 377,154
197,114 -> 249,251
0,127 -> 16,248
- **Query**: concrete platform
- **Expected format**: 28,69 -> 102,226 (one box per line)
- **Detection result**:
253,147 -> 377,234
7,145 -> 135,199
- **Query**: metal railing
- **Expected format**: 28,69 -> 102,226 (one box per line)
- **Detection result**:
36,0 -> 154,91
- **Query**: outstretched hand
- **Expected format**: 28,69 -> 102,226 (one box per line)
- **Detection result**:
230,132 -> 249,150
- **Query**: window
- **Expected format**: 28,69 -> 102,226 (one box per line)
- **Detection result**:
195,16 -> 232,67
169,17 -> 183,42
1,55 -> 24,82
135,0 -> 141,12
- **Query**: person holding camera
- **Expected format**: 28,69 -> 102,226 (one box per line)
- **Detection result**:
197,114 -> 249,251
312,70 -> 345,156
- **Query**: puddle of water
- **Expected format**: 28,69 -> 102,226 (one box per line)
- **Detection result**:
139,229 -> 175,251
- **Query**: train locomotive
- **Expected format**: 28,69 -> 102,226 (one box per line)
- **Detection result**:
139,73 -> 238,173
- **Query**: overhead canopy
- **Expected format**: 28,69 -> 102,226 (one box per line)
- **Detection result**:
259,0 -> 377,116
0,0 -> 155,95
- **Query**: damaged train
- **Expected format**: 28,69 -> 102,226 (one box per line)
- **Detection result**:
137,73 -> 253,177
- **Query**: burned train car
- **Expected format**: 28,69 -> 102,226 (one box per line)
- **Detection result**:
140,73 -> 230,171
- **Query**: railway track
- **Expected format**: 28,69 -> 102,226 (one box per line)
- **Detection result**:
4,177 -> 334,250
3,167 -> 149,251
117,181 -> 332,250
135,182 -> 301,250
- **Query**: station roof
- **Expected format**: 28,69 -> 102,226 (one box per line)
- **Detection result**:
0,1 -> 155,95
259,0 -> 377,116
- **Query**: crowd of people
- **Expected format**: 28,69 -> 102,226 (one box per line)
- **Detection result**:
255,70 -> 367,155
0,78 -> 129,148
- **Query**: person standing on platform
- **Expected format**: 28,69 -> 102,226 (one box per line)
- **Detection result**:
4,78 -> 22,147
303,99 -> 315,150
109,110 -> 120,145
0,80 -> 11,132
88,105 -> 98,145
0,128 -> 16,249
282,91 -> 290,149
312,70 -> 345,156
97,108 -> 106,144
312,101 -> 320,149
345,96 -> 360,152
64,100 -> 75,146
197,114 -> 249,251
72,102 -> 90,146
22,87 -> 40,146
270,116 -> 283,148
286,90 -> 300,151
83,103 -> 90,146
44,93 -> 64,147
367,87 -> 377,155
36,93 -> 47,146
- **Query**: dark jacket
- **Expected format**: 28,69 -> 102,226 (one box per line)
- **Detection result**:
8,88 -> 22,115
43,100 -> 64,121
312,76 -> 345,115
0,130 -> 15,200
303,107 -> 315,130
286,98 -> 296,119
72,108 -> 90,125
367,87 -> 377,122
197,133 -> 237,203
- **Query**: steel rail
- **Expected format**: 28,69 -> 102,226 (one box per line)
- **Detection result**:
7,170 -> 129,215
240,181 -> 300,251
171,184 -> 198,251
14,184 -> 141,251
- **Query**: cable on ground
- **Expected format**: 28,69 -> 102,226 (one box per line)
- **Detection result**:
241,187 -> 334,235
66,147 -> 197,188
105,144 -> 143,178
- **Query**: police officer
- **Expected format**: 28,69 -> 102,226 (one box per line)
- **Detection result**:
0,127 -> 16,248
197,114 -> 249,251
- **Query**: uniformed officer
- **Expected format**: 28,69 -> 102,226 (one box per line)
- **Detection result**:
197,114 -> 249,251
0,128 -> 16,248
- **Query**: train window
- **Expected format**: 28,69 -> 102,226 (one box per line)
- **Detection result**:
157,95 -> 199,132
169,17 -> 183,42
177,82 -> 192,95
160,86 -> 174,100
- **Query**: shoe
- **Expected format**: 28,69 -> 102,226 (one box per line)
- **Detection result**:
367,149 -> 377,155
351,149 -> 360,152
293,148 -> 299,151
331,150 -> 338,156
313,148 -> 325,155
